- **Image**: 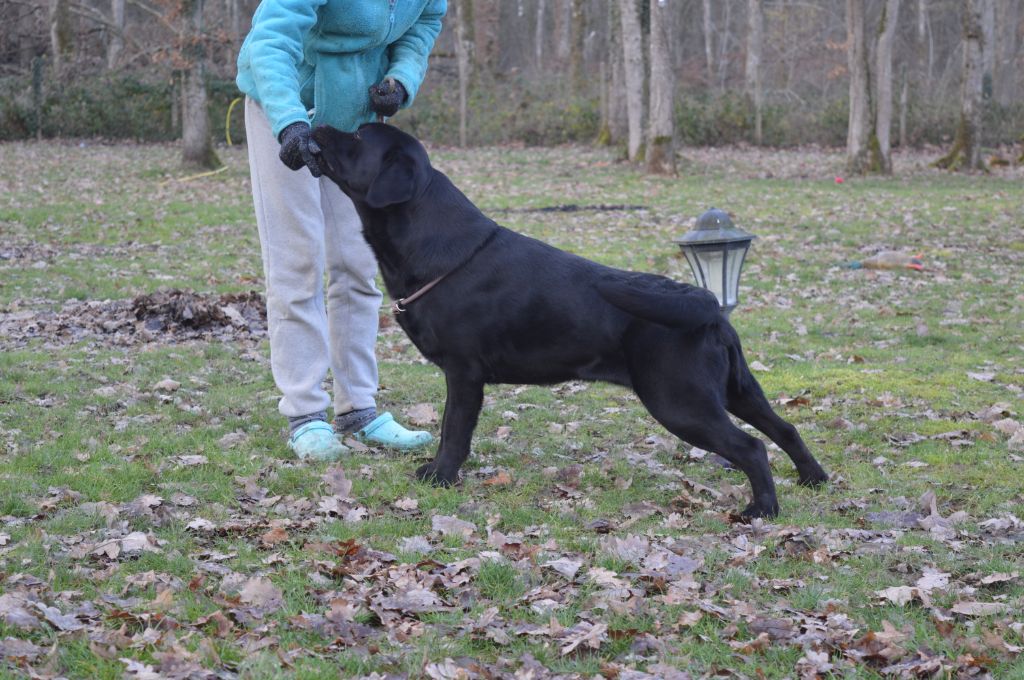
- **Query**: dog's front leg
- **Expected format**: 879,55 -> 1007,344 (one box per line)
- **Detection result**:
415,372 -> 484,487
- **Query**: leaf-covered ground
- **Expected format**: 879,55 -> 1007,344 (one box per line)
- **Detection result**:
1,139 -> 1022,679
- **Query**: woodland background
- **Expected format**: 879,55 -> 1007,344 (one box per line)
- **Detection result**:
1,0 -> 1022,169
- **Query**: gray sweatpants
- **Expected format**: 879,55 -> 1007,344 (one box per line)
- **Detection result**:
244,97 -> 381,418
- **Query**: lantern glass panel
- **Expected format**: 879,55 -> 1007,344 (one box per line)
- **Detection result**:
723,244 -> 749,307
687,245 -> 727,307
682,249 -> 703,288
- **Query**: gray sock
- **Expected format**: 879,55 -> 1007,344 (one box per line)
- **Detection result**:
289,411 -> 328,433
335,407 -> 377,434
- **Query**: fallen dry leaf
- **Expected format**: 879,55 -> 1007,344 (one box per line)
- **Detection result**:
393,497 -> 419,511
542,558 -> 583,580
405,402 -> 439,426
237,577 -> 284,609
398,535 -> 433,554
432,515 -> 476,539
217,431 -> 247,449
599,535 -> 650,564
876,586 -> 917,607
152,378 -> 180,392
950,601 -> 1010,616
321,466 -> 353,499
34,603 -> 84,632
560,621 -> 608,655
120,532 -> 162,555
260,526 -> 289,548
483,470 -> 513,486
171,454 -> 208,467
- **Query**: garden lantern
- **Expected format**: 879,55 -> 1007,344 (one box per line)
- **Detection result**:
674,208 -> 756,317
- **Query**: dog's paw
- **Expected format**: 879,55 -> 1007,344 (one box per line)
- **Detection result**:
797,468 -> 830,489
740,501 -> 780,519
415,461 -> 457,487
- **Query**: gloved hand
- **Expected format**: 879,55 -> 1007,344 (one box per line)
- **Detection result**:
278,122 -> 322,177
368,78 -> 407,118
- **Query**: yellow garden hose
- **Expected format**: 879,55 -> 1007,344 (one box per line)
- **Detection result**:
226,96 -> 243,146
158,165 -> 229,187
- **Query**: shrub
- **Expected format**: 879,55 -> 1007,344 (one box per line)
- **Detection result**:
0,69 -> 244,144
402,75 -> 600,146
2,66 -> 1021,150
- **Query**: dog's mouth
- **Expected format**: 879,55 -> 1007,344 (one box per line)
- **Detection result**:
311,127 -> 359,182
318,154 -> 337,179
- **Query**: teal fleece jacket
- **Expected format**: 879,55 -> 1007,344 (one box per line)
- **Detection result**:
236,0 -> 446,139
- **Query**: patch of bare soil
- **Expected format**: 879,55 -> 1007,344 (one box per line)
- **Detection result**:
0,289 -> 267,349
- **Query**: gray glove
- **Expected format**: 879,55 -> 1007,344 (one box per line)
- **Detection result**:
368,78 -> 407,118
278,122 -> 322,177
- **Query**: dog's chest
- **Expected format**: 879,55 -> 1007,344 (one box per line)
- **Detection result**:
394,314 -> 449,366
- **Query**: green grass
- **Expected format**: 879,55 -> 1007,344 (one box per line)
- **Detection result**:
1,141 -> 1022,678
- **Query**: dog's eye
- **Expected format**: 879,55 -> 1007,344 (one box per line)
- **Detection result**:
353,131 -> 361,141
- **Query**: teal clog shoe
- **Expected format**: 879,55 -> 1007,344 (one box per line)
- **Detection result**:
288,421 -> 347,461
353,412 -> 433,451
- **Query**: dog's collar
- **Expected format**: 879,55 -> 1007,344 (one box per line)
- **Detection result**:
391,228 -> 500,315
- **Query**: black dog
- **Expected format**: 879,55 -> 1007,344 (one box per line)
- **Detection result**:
311,123 -> 828,518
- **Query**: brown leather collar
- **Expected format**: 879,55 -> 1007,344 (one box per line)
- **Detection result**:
391,228 -> 500,315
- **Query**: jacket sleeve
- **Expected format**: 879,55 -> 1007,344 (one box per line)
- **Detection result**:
385,0 -> 447,108
245,0 -> 327,139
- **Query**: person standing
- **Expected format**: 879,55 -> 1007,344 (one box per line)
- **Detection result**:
236,0 -> 447,460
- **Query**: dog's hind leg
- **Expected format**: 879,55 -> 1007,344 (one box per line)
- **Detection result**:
722,343 -> 828,487
656,402 -> 779,518
632,373 -> 779,517
719,323 -> 829,488
726,384 -> 829,488
415,371 -> 484,487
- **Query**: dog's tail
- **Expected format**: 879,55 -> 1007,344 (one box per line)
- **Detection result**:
595,273 -> 721,332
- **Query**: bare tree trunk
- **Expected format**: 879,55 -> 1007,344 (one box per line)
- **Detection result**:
646,0 -> 674,174
922,0 -> 933,90
994,0 -> 1018,105
745,0 -> 763,145
607,0 -> 628,144
171,72 -> 181,134
569,0 -> 585,93
871,0 -> 899,174
454,0 -> 474,147
619,0 -> 644,162
898,63 -> 908,148
18,5 -> 37,68
473,0 -> 498,75
716,0 -> 731,90
598,59 -> 610,142
936,0 -> 987,171
908,0 -> 927,145
981,0 -> 995,100
554,0 -> 571,67
846,0 -> 871,174
702,0 -> 714,85
48,0 -> 73,76
183,67 -> 218,168
227,0 -> 241,60
914,0 -> 937,98
535,0 -> 546,70
181,0 -> 219,168
107,0 -> 125,69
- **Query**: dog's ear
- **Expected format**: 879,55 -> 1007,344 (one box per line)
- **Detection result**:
365,150 -> 416,208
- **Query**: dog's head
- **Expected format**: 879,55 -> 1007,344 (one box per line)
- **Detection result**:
312,123 -> 432,209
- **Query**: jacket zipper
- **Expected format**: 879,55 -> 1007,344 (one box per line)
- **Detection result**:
385,0 -> 397,41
